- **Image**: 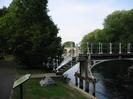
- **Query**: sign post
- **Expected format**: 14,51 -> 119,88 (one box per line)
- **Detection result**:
13,74 -> 31,99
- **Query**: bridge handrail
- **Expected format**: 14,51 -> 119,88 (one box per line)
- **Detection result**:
87,42 -> 133,54
56,57 -> 72,70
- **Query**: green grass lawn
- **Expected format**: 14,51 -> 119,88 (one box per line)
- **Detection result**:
12,79 -> 89,99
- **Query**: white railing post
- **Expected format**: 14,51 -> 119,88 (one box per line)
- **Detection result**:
119,43 -> 122,54
109,43 -> 112,54
99,42 -> 101,54
101,43 -> 103,54
56,58 -> 59,67
127,43 -> 131,54
87,42 -> 89,54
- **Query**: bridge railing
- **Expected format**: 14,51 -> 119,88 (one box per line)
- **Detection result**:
87,42 -> 133,54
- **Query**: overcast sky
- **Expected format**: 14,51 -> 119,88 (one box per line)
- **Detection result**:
0,0 -> 133,43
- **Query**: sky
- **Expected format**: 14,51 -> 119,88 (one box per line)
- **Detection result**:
0,0 -> 133,44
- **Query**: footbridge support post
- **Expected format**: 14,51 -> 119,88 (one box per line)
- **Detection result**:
78,54 -> 89,90
74,54 -> 96,96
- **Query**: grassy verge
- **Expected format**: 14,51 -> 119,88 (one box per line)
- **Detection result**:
12,79 -> 89,99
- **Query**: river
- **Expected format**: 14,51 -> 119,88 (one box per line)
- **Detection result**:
64,60 -> 133,99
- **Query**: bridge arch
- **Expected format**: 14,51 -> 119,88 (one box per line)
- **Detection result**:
91,59 -> 133,69
89,59 -> 133,77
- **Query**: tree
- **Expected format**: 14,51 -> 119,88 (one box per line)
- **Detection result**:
0,7 -> 7,17
81,9 -> 133,53
80,29 -> 105,53
0,7 -> 8,55
104,9 -> 133,42
0,0 -> 63,68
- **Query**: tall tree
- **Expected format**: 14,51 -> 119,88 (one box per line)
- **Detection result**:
0,0 -> 63,67
104,9 -> 133,42
0,7 -> 7,17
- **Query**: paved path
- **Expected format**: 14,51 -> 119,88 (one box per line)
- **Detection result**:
0,61 -> 15,99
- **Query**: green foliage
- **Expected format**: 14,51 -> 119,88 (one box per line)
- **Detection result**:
0,0 -> 63,67
81,9 -> 133,53
104,9 -> 133,42
81,29 -> 104,53
0,7 -> 7,17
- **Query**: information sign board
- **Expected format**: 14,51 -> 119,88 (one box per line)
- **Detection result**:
13,74 -> 31,88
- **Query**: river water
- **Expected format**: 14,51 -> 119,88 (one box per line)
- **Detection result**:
64,60 -> 133,99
